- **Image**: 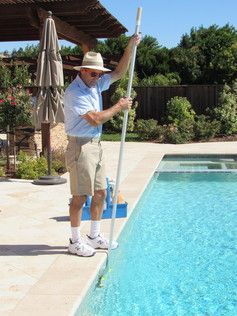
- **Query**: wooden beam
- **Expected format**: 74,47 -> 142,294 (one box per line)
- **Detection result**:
60,10 -> 106,25
0,35 -> 38,41
26,7 -> 40,30
37,8 -> 97,47
82,43 -> 90,54
0,5 -> 28,18
67,16 -> 112,28
0,1 -> 96,17
39,0 -> 97,16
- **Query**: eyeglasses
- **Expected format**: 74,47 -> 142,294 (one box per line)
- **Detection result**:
83,69 -> 103,78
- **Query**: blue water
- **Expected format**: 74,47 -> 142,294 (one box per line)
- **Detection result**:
77,173 -> 237,316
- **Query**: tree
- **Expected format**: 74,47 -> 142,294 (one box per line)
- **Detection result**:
14,44 -> 39,58
96,35 -> 170,80
171,24 -> 237,84
96,35 -> 128,58
169,46 -> 201,83
136,36 -> 161,78
60,45 -> 82,56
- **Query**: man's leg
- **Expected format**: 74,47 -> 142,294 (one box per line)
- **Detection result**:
69,195 -> 86,242
89,189 -> 106,238
68,195 -> 95,257
90,189 -> 106,220
70,195 -> 86,228
86,189 -> 118,250
66,138 -> 97,257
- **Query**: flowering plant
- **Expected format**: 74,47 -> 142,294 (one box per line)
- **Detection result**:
0,85 -> 32,132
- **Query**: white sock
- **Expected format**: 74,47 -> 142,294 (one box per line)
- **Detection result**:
90,220 -> 101,238
71,227 -> 81,243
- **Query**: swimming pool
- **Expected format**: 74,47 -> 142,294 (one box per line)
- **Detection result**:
77,159 -> 237,315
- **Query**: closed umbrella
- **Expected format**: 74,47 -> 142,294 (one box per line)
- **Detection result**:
33,11 -> 66,185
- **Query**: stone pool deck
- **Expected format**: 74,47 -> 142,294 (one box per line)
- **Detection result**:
1,141 -> 237,316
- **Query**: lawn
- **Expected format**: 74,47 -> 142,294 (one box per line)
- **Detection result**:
0,157 -> 6,167
101,132 -> 140,142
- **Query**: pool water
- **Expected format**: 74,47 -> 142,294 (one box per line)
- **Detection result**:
77,173 -> 237,316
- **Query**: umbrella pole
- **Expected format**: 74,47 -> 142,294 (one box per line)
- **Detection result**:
6,125 -> 10,174
41,121 -> 51,175
33,121 -> 66,185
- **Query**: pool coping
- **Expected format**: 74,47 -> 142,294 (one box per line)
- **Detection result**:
1,141 -> 237,316
156,153 -> 237,173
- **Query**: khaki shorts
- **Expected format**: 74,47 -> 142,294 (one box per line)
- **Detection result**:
65,136 -> 106,196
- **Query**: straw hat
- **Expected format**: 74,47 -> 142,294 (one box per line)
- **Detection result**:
74,51 -> 111,72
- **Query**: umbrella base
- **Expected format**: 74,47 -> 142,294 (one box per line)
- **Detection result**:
33,175 -> 67,185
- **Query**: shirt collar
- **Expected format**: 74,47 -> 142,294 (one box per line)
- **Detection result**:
76,74 -> 90,91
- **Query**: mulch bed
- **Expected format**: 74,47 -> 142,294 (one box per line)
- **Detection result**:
203,134 -> 237,142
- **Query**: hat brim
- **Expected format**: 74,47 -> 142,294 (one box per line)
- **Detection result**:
74,65 -> 111,72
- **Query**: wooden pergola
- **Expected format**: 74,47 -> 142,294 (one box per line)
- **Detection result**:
0,0 -> 127,53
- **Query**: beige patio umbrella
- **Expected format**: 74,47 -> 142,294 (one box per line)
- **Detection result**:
33,11 -> 66,185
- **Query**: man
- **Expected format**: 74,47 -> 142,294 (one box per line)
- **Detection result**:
64,35 -> 140,257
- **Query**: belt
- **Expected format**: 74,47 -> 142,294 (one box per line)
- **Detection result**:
68,135 -> 101,144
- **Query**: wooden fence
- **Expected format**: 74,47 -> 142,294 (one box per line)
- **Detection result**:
103,84 -> 223,122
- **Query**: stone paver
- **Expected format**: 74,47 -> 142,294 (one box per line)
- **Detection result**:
0,141 -> 237,315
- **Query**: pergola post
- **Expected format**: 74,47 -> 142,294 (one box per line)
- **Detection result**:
82,39 -> 97,53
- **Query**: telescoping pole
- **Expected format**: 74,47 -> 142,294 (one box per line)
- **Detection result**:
107,7 -> 142,262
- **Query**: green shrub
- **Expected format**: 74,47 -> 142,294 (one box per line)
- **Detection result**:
166,96 -> 196,125
163,119 -> 194,144
212,82 -> 237,135
139,72 -> 181,86
0,63 -> 11,88
194,115 -> 221,140
52,147 -> 66,174
140,74 -> 169,86
107,104 -> 137,132
135,119 -> 163,141
166,73 -> 181,85
0,61 -> 32,88
104,73 -> 138,132
16,151 -> 48,179
16,150 -> 65,179
12,64 -> 32,87
16,157 -> 38,179
0,88 -> 32,132
35,156 -> 49,177
0,62 -> 33,133
52,159 -> 66,174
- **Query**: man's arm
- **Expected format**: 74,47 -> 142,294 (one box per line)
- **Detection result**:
82,97 -> 132,127
110,34 -> 140,84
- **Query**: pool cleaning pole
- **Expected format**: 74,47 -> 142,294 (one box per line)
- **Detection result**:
107,7 -> 142,262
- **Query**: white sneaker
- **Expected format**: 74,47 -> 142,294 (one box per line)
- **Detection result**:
68,239 -> 95,257
86,234 -> 118,250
